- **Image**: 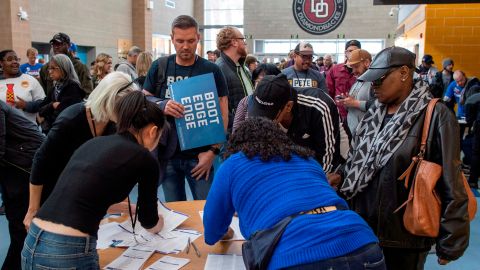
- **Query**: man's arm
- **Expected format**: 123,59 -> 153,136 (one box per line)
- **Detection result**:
219,96 -> 229,132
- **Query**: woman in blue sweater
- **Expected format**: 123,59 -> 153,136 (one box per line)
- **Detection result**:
203,118 -> 385,270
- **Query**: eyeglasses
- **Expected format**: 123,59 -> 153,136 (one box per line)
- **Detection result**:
372,67 -> 402,87
2,56 -> 21,62
297,53 -> 313,61
232,37 -> 247,44
47,66 -> 61,71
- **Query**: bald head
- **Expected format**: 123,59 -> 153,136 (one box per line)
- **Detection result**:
453,70 -> 467,87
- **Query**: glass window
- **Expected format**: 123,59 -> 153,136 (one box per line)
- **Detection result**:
204,10 -> 243,26
205,0 -> 243,10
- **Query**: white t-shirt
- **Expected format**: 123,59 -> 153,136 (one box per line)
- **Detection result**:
0,74 -> 46,123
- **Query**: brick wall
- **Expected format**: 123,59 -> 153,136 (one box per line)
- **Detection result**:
424,4 -> 480,78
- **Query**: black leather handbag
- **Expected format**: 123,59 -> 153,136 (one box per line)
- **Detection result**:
242,214 -> 298,270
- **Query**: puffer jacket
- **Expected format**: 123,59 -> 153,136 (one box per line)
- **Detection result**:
349,100 -> 469,261
216,52 -> 253,130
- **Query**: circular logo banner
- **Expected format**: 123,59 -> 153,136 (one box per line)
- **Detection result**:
293,0 -> 347,35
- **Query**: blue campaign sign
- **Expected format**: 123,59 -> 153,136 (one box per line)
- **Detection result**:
169,72 -> 226,151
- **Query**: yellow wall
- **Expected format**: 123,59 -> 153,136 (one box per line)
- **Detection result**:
424,4 -> 480,78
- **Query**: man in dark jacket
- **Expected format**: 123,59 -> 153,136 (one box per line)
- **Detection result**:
465,86 -> 480,188
0,100 -> 44,270
216,26 -> 254,130
39,32 -> 93,97
431,58 -> 454,98
248,74 -> 347,173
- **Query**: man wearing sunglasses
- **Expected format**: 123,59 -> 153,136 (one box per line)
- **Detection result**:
282,42 -> 326,92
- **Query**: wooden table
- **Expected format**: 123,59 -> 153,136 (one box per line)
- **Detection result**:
98,200 -> 243,269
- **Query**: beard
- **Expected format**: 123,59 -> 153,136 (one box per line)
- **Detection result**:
238,47 -> 248,58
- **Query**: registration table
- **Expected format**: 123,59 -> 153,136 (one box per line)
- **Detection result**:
98,200 -> 243,269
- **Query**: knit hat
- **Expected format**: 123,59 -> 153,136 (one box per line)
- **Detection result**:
442,58 -> 454,69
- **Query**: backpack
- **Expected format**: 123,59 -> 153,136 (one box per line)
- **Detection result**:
154,55 -> 175,97
461,77 -> 480,105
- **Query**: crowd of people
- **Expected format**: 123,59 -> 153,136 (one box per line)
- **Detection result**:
0,13 -> 477,270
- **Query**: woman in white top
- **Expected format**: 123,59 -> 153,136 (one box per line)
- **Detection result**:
0,49 -> 45,124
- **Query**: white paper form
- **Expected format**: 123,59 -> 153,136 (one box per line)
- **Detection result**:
97,222 -> 125,249
104,246 -> 155,270
204,254 -> 245,270
199,211 -> 245,241
145,256 -> 190,270
157,201 -> 189,237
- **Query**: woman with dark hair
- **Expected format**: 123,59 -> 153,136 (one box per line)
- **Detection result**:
0,49 -> 45,124
23,72 -> 136,230
232,64 -> 281,133
334,47 -> 469,269
204,117 -> 384,270
38,54 -> 85,133
21,91 -> 166,269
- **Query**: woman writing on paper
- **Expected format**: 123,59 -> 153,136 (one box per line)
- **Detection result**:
21,91 -> 166,269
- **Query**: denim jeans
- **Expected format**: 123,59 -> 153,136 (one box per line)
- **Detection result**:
283,243 -> 386,270
162,157 -> 214,202
21,222 -> 99,270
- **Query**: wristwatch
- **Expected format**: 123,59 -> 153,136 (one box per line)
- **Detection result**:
209,146 -> 220,155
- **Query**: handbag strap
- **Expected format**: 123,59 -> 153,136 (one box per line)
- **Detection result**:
419,98 -> 440,157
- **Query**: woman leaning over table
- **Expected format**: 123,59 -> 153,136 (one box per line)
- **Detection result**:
21,91 -> 166,269
23,72 -> 136,230
331,46 -> 469,270
204,117 -> 385,270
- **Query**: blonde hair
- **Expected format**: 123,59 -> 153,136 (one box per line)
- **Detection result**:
136,52 -> 153,77
93,53 -> 112,79
216,26 -> 237,51
85,72 -> 139,122
26,48 -> 38,57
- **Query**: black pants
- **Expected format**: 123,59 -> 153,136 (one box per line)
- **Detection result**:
382,247 -> 429,270
0,166 -> 30,270
469,125 -> 480,186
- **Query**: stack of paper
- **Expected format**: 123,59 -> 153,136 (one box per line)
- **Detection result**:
145,256 -> 190,270
104,246 -> 155,270
97,201 -> 198,253
199,211 -> 245,241
204,254 -> 245,270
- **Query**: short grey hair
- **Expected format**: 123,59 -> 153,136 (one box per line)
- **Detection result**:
128,46 -> 142,57
51,54 -> 79,84
85,72 -> 139,122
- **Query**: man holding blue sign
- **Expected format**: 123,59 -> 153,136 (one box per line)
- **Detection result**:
143,15 -> 228,202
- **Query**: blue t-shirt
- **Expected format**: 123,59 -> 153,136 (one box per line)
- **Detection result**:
445,81 -> 465,118
203,153 -> 378,269
20,63 -> 43,77
143,55 -> 228,158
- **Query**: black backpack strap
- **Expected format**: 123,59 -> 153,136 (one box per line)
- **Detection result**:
154,55 -> 174,97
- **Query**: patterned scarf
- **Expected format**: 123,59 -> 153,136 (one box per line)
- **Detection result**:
341,81 -> 431,199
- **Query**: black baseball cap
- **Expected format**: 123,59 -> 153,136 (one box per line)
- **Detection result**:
248,74 -> 292,120
345,39 -> 361,50
50,33 -> 70,44
358,46 -> 416,82
422,54 -> 434,64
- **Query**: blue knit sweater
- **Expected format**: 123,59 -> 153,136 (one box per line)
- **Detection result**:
203,153 -> 378,269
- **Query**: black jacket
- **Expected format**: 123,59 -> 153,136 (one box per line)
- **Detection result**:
38,79 -> 85,134
0,100 -> 44,168
349,102 -> 469,261
288,87 -> 342,173
216,52 -> 253,129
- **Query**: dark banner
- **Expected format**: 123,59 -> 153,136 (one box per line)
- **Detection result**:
374,0 -> 480,4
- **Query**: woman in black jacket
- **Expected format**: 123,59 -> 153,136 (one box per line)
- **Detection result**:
334,47 -> 469,270
38,54 -> 85,133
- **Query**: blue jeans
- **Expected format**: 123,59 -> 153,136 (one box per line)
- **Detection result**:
283,243 -> 386,270
162,157 -> 214,202
21,222 -> 99,270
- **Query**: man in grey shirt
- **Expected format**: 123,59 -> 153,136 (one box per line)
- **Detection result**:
282,42 -> 327,92
116,46 -> 141,80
